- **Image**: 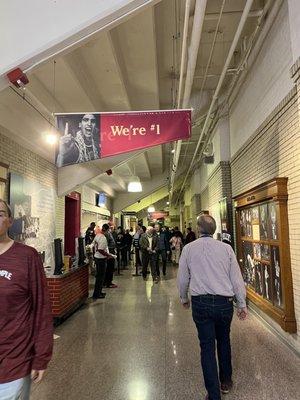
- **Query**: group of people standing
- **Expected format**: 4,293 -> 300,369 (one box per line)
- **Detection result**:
132,223 -> 197,283
85,222 -> 197,295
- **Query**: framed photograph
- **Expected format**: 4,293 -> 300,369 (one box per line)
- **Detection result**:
242,241 -> 255,286
253,243 -> 261,259
269,202 -> 278,240
271,246 -> 282,307
252,224 -> 260,241
245,208 -> 252,238
262,264 -> 272,301
260,244 -> 270,261
219,197 -> 232,244
259,203 -> 269,239
254,261 -> 263,296
240,210 -> 246,237
252,206 -> 259,222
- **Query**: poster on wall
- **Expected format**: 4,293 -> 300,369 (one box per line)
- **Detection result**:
259,203 -> 269,239
242,240 -> 255,286
55,109 -> 191,167
271,246 -> 282,307
262,263 -> 272,301
219,197 -> 232,243
268,202 -> 278,240
254,261 -> 263,295
9,173 -> 56,267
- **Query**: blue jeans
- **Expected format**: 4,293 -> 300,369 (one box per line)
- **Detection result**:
192,295 -> 234,400
0,375 -> 31,400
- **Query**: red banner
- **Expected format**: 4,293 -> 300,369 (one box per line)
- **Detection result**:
55,110 -> 191,167
101,109 -> 191,157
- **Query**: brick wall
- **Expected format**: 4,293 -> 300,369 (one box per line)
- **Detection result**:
47,265 -> 89,317
230,1 -> 293,156
231,86 -> 300,350
198,162 -> 232,236
0,131 -> 65,240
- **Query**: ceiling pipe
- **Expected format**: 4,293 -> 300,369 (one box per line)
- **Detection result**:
170,0 -> 191,194
170,0 -> 191,195
170,0 -> 207,199
191,0 -> 275,172
190,0 -> 274,170
227,0 -> 282,107
177,0 -> 191,109
204,9 -> 263,20
176,0 -> 255,204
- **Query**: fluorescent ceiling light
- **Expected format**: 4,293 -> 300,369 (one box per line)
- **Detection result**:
128,176 -> 142,192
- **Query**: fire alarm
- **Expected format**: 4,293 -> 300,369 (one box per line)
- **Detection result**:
106,169 -> 112,176
7,68 -> 29,88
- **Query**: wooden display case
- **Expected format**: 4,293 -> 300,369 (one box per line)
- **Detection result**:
233,178 -> 296,333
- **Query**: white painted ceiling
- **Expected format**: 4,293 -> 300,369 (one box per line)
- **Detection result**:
0,0 -> 270,206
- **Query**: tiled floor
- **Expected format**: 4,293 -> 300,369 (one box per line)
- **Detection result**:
31,265 -> 300,400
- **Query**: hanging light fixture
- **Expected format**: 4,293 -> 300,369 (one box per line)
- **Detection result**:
128,163 -> 142,192
128,176 -> 142,192
147,204 -> 155,212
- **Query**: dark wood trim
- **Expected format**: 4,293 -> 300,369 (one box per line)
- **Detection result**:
0,177 -> 7,183
234,178 -> 296,333
233,178 -> 288,207
0,161 -> 9,169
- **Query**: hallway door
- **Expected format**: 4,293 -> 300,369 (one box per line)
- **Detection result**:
64,192 -> 81,256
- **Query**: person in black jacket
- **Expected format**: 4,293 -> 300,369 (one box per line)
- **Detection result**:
133,226 -> 142,267
116,227 -> 127,270
185,227 -> 196,244
124,229 -> 133,264
85,222 -> 96,245
102,224 -> 118,288
154,224 -> 170,276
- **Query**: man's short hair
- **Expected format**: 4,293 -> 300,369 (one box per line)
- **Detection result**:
0,199 -> 12,218
197,214 -> 216,235
102,223 -> 109,231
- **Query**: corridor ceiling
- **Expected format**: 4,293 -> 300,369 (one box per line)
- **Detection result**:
0,0 -> 271,207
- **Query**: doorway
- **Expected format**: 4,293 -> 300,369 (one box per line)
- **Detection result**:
64,192 -> 81,256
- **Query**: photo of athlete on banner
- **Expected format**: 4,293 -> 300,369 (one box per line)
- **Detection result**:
56,114 -> 100,167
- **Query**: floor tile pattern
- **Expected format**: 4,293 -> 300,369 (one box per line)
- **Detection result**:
31,265 -> 300,400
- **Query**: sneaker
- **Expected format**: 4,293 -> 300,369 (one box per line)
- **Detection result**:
108,283 -> 118,288
221,381 -> 233,394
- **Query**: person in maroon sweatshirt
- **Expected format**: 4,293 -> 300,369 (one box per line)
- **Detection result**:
0,199 -> 53,399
